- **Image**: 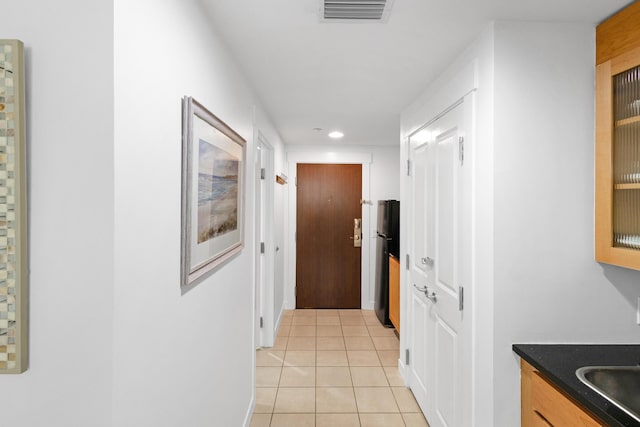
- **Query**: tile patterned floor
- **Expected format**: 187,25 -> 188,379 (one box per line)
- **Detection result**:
251,309 -> 430,427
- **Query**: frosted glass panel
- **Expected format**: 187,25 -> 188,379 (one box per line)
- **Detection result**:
613,123 -> 640,184
614,66 -> 640,122
613,191 -> 640,248
613,65 -> 640,249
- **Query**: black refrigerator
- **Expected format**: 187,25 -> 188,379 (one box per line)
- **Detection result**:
374,200 -> 400,326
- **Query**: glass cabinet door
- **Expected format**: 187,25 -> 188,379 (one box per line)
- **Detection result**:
612,65 -> 640,250
596,52 -> 640,270
595,0 -> 640,270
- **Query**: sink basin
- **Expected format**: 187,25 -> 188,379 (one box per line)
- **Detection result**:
576,366 -> 640,423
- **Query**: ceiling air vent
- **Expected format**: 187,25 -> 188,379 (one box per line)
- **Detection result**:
322,0 -> 394,22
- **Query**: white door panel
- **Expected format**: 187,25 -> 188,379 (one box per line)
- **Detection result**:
410,291 -> 429,406
436,131 -> 455,292
412,143 -> 429,275
434,314 -> 457,427
407,133 -> 431,412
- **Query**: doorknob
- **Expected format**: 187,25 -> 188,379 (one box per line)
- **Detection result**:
421,257 -> 434,267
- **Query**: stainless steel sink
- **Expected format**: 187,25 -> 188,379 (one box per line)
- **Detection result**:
576,366 -> 640,423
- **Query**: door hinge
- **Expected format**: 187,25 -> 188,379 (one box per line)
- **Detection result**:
295,176 -> 298,186
260,242 -> 265,254
295,231 -> 297,242
260,316 -> 264,328
260,168 -> 266,180
405,349 -> 410,365
459,136 -> 464,166
407,159 -> 412,176
459,286 -> 464,311
405,254 -> 410,270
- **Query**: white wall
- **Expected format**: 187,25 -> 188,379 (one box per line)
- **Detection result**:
114,1 -> 284,426
284,145 -> 400,310
403,20 -> 640,427
0,2 -> 114,426
273,138 -> 287,325
274,177 -> 286,323
492,21 -> 640,426
369,146 -> 402,308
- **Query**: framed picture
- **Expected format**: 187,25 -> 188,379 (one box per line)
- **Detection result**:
0,40 -> 28,374
181,97 -> 246,292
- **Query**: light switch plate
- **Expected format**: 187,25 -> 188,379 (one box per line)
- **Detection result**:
637,297 -> 640,325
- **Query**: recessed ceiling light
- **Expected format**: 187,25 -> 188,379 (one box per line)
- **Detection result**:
328,131 -> 344,139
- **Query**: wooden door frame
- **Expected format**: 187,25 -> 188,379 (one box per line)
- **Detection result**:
285,151 -> 373,311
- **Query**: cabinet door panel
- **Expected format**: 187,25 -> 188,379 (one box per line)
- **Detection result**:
531,372 -> 603,427
532,412 -> 552,427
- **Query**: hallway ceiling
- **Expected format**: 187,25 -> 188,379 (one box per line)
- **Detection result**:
200,0 -> 632,146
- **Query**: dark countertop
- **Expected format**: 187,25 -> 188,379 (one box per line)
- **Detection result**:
513,344 -> 640,427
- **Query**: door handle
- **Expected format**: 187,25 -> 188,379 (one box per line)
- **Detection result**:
425,290 -> 437,303
352,218 -> 362,247
413,284 -> 428,293
413,284 -> 437,303
421,257 -> 434,267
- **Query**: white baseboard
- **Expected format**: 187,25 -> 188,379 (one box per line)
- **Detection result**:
242,394 -> 256,427
275,306 -> 284,335
398,358 -> 409,386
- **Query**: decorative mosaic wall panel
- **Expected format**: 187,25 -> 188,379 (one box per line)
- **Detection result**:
0,40 -> 27,374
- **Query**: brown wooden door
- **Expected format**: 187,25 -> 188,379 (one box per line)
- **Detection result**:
296,164 -> 362,308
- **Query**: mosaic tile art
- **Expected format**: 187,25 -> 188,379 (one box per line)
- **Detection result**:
0,40 -> 26,374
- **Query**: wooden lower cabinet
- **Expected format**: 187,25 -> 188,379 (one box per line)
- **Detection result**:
520,360 -> 604,427
388,255 -> 400,332
532,412 -> 553,427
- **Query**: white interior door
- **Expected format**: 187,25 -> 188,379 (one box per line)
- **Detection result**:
406,126 -> 433,410
407,100 -> 470,427
255,136 -> 275,348
254,142 -> 265,348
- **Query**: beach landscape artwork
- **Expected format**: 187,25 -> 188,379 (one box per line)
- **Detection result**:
181,96 -> 246,292
197,140 -> 239,243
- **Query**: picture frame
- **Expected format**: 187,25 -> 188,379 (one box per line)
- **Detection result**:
181,97 -> 246,292
0,39 -> 28,374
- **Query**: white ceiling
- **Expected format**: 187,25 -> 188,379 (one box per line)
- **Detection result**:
200,0 -> 632,146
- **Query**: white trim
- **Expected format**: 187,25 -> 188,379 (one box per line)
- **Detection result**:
287,151 -> 373,165
285,151 -> 373,309
242,396 -> 255,427
255,131 -> 276,348
398,358 -> 409,384
401,58 -> 478,138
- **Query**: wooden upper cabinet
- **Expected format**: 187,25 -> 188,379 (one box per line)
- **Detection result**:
596,1 -> 640,270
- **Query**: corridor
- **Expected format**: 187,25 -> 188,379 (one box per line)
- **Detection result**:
251,309 -> 430,427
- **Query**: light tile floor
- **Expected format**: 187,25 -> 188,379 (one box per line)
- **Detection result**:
251,309 -> 430,427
